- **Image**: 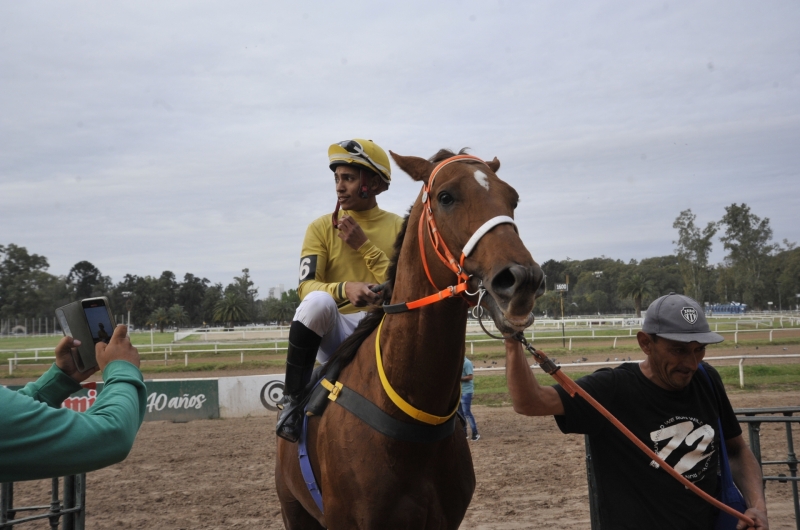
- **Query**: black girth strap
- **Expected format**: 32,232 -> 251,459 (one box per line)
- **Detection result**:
316,378 -> 456,443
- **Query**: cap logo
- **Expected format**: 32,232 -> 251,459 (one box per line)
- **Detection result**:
681,307 -> 698,324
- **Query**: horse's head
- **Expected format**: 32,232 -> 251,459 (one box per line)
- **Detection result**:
390,149 -> 545,334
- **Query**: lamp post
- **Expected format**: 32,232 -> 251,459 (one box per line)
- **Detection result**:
122,291 -> 133,327
556,276 -> 569,347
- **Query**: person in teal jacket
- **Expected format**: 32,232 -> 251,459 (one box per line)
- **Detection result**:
0,324 -> 145,482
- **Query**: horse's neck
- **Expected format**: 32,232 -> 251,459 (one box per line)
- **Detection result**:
377,223 -> 468,415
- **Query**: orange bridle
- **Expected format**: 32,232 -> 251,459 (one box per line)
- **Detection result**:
383,155 -> 516,314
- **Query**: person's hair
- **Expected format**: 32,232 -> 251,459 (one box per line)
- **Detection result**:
648,333 -> 659,343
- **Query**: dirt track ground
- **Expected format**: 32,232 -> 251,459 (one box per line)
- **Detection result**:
9,391 -> 800,529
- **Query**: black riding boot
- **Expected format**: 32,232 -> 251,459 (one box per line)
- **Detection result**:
276,322 -> 321,443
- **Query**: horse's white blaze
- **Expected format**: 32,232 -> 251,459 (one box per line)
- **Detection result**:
473,169 -> 489,190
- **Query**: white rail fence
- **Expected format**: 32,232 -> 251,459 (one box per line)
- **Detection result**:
6,324 -> 800,375
474,354 -> 800,389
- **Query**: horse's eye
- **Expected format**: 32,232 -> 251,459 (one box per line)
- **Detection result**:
438,192 -> 454,206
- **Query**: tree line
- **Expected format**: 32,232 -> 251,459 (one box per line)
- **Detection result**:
1,203 -> 797,330
0,251 -> 300,332
539,203 -> 798,317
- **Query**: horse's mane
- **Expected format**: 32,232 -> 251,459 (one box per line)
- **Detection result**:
429,148 -> 470,164
316,147 -> 471,377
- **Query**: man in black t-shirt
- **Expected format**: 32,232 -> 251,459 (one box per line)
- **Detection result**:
505,293 -> 768,529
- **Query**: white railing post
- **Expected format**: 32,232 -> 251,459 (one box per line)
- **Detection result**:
185,353 -> 188,367
470,342 -> 474,356
613,337 -> 617,349
569,338 -> 572,350
8,359 -> 13,375
735,331 -> 738,344
770,330 -> 773,342
241,351 -> 244,364
739,358 -> 745,388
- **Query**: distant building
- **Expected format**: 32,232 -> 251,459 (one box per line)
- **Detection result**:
267,284 -> 286,299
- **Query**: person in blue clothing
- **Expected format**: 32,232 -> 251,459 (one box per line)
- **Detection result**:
461,356 -> 480,441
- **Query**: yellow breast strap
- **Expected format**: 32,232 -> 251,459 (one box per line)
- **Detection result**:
375,315 -> 458,425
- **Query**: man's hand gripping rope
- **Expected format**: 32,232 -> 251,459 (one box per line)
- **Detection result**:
511,333 -> 755,529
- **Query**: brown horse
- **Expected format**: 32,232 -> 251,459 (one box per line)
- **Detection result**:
275,149 -> 544,529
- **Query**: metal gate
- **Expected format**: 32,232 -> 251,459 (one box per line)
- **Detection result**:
0,474 -> 85,529
585,406 -> 800,529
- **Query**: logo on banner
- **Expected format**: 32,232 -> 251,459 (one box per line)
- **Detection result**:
260,380 -> 285,411
681,307 -> 698,324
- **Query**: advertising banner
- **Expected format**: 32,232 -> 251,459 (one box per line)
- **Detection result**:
142,379 -> 220,421
53,379 -> 220,422
217,374 -> 285,418
7,374 -> 282,422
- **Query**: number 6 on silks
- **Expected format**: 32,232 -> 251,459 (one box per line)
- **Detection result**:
299,256 -> 317,282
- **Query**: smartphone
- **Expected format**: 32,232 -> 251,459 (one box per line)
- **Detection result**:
55,297 -> 116,372
81,297 -> 115,345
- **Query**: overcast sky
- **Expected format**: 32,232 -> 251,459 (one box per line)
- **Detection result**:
2,1 -> 798,297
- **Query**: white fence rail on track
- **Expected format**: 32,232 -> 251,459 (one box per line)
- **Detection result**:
6,344 -> 290,374
6,325 -> 800,374
474,354 -> 800,389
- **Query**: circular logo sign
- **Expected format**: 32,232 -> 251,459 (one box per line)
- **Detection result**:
260,380 -> 285,411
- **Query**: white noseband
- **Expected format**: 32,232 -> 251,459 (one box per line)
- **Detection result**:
461,216 -> 516,258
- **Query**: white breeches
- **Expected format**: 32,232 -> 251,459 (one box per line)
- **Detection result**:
292,291 -> 366,364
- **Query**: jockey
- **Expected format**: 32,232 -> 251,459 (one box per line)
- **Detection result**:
277,139 -> 404,442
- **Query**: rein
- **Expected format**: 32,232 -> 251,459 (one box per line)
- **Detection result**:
511,333 -> 755,527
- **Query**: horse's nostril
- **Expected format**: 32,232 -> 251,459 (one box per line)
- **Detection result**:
491,268 -> 517,293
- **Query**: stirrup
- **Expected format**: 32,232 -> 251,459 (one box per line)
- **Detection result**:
276,395 -> 306,443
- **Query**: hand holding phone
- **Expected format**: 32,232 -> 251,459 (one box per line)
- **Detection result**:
55,297 -> 116,372
54,335 -> 99,383
96,325 -> 140,371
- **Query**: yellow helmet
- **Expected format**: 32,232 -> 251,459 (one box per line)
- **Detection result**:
328,139 -> 391,184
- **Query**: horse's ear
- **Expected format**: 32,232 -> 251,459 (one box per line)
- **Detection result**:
487,157 -> 500,173
389,151 -> 434,183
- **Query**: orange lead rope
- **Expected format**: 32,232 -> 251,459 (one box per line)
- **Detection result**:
513,334 -> 755,528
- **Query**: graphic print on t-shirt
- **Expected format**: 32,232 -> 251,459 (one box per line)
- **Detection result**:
649,415 -> 716,481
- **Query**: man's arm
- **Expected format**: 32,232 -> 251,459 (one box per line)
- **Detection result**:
727,435 -> 769,529
297,216 -> 380,307
337,214 -> 396,286
0,326 -> 146,482
16,335 -> 95,406
505,339 -> 564,416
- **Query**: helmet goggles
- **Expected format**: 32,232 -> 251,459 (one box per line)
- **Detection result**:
329,139 -> 391,183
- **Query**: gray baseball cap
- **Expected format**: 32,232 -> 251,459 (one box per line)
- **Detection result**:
642,293 -> 724,344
